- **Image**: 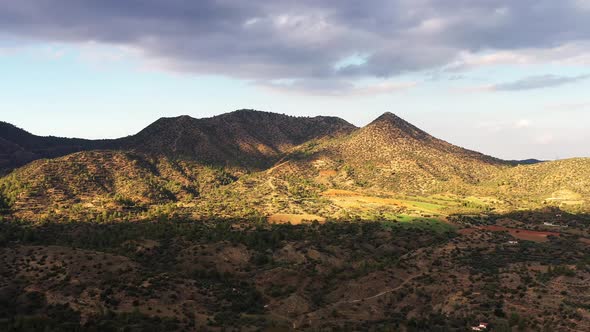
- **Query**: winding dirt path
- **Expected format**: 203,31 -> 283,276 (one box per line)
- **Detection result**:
343,273 -> 422,304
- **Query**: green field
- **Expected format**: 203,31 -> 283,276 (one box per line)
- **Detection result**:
382,214 -> 456,234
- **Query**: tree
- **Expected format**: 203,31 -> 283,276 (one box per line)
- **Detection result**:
494,319 -> 510,332
0,192 -> 10,214
509,312 -> 520,327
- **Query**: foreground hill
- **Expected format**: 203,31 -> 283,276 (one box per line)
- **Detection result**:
0,150 -> 238,221
1,216 -> 589,331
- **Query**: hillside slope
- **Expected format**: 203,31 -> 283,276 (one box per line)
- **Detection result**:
274,112 -> 508,193
486,158 -> 590,209
0,150 -> 238,221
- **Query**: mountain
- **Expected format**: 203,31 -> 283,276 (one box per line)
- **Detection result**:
275,112 -> 507,193
0,110 -> 356,174
0,110 -> 356,219
335,112 -> 502,166
507,158 -> 544,165
0,121 -> 105,174
116,109 -> 356,169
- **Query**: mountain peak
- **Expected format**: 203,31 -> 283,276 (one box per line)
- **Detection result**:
373,111 -> 399,121
369,112 -> 411,126
364,112 -> 431,142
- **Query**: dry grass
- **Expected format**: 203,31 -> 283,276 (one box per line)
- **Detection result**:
268,213 -> 326,224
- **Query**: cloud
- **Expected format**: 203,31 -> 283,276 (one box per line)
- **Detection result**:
491,74 -> 590,91
2,1 -> 590,93
514,119 -> 531,128
259,79 -> 416,96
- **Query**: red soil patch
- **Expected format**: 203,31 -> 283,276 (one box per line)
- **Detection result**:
459,226 -> 560,242
457,228 -> 477,235
479,225 -> 560,242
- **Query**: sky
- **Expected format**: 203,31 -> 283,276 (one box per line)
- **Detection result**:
0,1 -> 589,160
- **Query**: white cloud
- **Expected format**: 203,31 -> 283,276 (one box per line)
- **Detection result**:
259,79 -> 416,96
515,119 -> 531,128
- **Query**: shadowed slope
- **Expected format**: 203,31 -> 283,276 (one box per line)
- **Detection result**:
0,122 -> 106,174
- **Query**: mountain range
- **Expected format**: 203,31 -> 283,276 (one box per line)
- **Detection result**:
1,109 -> 589,221
0,110 -> 502,173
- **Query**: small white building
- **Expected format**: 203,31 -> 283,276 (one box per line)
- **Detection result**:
471,322 -> 488,331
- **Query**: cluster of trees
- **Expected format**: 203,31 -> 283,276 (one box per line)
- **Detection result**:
0,192 -> 9,215
0,176 -> 21,214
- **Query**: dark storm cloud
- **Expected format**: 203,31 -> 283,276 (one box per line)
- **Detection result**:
493,74 -> 590,91
1,0 -> 590,92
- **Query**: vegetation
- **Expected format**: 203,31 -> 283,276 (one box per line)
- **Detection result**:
1,110 -> 590,330
0,210 -> 588,330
